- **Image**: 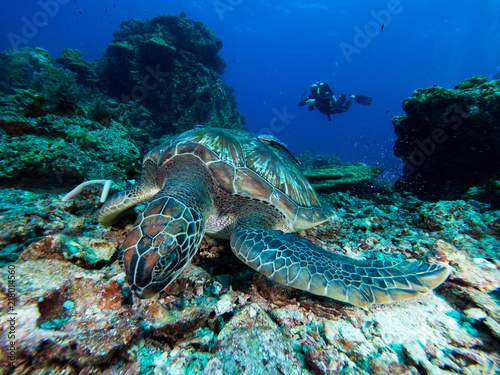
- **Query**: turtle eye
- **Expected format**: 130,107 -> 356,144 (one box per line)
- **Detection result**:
158,234 -> 177,256
152,248 -> 179,282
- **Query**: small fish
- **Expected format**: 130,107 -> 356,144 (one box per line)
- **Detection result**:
386,110 -> 389,114
78,10 -> 82,14
381,23 -> 384,30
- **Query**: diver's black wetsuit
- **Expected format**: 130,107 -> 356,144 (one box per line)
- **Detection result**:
299,82 -> 353,121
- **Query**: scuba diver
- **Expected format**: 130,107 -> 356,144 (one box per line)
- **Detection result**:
298,81 -> 372,121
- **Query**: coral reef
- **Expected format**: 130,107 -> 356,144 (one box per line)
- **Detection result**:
393,77 -> 500,206
0,183 -> 499,374
0,14 -> 245,187
1,13 -> 500,375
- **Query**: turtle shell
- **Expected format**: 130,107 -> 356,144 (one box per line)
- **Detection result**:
144,127 -> 335,231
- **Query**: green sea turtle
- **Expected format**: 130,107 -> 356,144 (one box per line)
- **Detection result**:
95,126 -> 449,307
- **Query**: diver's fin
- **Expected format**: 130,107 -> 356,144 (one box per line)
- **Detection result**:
353,95 -> 373,106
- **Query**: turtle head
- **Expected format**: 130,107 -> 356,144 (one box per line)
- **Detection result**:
121,196 -> 204,299
123,233 -> 180,299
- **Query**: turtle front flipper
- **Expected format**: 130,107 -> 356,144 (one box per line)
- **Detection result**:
97,185 -> 160,227
230,228 -> 450,308
98,161 -> 162,227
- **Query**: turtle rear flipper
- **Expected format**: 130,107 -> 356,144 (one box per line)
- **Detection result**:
230,227 -> 450,308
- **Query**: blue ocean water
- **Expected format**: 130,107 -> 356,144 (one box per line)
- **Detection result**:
2,0 -> 499,181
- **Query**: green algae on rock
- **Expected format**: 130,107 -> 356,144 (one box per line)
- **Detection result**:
0,113 -> 140,186
303,162 -> 385,191
0,47 -> 52,90
0,48 -> 143,186
453,76 -> 488,90
33,64 -> 80,113
0,47 -> 81,116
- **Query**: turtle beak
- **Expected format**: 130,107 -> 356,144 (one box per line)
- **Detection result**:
124,249 -> 173,299
130,284 -> 158,299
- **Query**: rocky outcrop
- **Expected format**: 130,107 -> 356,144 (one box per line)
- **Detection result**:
96,15 -> 244,134
393,77 -> 500,206
55,48 -> 98,86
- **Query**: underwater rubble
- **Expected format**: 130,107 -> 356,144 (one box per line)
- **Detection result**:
393,77 -> 500,207
0,182 -> 499,374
